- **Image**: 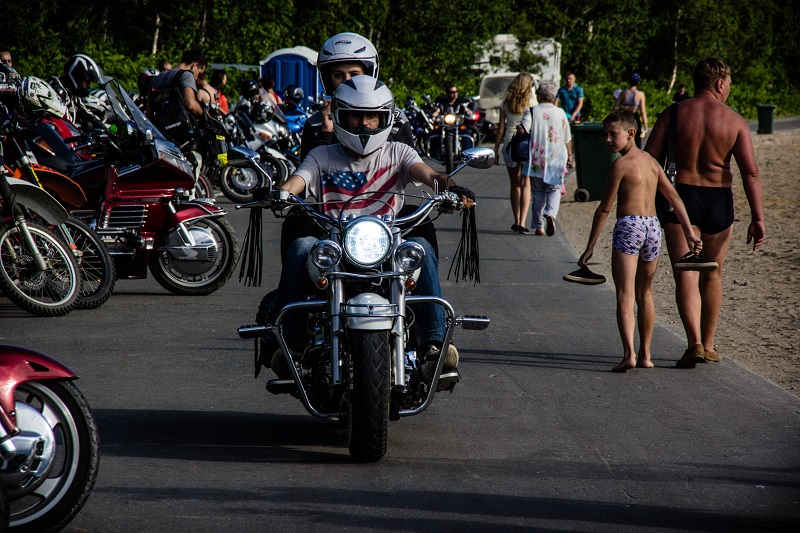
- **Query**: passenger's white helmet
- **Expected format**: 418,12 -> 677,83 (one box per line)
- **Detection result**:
331,75 -> 394,157
317,32 -> 379,95
19,77 -> 67,118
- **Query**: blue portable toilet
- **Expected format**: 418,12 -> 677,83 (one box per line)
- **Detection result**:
261,46 -> 322,106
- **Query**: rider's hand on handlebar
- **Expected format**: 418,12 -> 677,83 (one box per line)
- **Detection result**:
447,185 -> 476,209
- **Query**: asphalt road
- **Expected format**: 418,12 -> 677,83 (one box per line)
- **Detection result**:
1,160 -> 798,532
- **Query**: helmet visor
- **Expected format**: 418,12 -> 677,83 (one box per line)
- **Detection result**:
335,109 -> 391,135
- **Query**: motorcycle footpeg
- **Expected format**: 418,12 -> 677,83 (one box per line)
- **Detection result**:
238,324 -> 272,339
457,315 -> 490,330
266,379 -> 296,395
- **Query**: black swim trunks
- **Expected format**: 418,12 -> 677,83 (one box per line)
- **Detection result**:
665,183 -> 734,234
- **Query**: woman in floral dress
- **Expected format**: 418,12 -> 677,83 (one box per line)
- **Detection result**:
519,81 -> 573,236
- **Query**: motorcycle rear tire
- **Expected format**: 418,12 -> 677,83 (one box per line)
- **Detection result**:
194,171 -> 215,200
149,217 -> 239,296
0,222 -> 80,317
7,380 -> 100,533
347,330 -> 390,462
262,154 -> 289,188
55,217 -> 116,310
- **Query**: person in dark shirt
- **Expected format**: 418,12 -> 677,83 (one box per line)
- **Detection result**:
672,83 -> 690,103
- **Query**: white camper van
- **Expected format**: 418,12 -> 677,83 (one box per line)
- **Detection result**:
479,73 -> 540,125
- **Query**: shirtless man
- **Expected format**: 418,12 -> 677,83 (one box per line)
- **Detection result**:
645,57 -> 765,368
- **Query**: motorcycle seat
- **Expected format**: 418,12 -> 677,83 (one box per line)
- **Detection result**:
65,160 -> 107,179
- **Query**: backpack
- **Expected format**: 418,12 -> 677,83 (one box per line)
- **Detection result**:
148,70 -> 197,147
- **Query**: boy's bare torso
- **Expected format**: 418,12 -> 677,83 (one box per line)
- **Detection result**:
613,149 -> 662,219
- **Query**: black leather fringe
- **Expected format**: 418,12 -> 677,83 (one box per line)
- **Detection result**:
447,206 -> 480,285
238,207 -> 263,287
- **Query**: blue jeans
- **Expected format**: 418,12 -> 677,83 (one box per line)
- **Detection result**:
531,177 -> 562,230
275,235 -> 445,348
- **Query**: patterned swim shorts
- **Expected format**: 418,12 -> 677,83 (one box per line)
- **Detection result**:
612,216 -> 662,262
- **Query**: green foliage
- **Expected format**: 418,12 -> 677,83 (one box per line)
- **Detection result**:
0,0 -> 797,119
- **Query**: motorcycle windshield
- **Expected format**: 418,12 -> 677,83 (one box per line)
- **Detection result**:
102,78 -> 167,142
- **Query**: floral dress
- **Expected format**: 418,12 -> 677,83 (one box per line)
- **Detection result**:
519,103 -> 572,186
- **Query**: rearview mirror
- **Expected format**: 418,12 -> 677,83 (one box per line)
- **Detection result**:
461,147 -> 495,169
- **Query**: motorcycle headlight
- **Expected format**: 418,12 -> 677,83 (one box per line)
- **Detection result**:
443,113 -> 457,125
159,149 -> 193,176
394,241 -> 426,272
343,217 -> 392,268
310,240 -> 342,270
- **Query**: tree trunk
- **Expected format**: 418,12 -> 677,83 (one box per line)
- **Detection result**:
668,8 -> 682,94
152,14 -> 160,55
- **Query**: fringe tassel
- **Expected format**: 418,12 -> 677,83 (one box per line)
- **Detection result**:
447,206 -> 480,285
238,207 -> 263,287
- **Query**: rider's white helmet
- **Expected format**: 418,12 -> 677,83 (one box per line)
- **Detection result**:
19,77 -> 67,118
317,32 -> 379,95
331,75 -> 394,157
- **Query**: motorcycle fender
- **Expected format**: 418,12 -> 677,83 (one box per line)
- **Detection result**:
0,345 -> 76,418
265,147 -> 288,161
5,177 -> 69,225
30,167 -> 87,208
166,203 -> 226,227
345,293 -> 395,331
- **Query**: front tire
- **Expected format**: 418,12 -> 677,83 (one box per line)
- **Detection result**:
149,217 -> 239,295
6,380 -> 100,533
0,222 -> 80,316
347,330 -> 390,462
219,165 -> 264,203
444,132 -> 455,174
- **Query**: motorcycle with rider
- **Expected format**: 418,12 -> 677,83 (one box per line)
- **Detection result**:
237,75 -> 489,462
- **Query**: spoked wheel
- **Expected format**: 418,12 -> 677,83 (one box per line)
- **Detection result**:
347,330 -> 391,462
53,217 -> 116,310
6,380 -> 100,533
0,222 -> 80,316
149,217 -> 239,295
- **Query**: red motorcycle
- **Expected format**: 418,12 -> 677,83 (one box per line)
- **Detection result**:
0,345 -> 99,532
27,77 -> 239,295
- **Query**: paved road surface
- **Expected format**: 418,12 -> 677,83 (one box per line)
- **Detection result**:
1,161 -> 798,532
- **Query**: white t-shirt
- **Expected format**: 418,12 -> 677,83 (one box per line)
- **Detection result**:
295,143 -> 424,218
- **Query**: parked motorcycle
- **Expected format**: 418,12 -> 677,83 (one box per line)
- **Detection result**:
29,77 -> 239,296
403,96 -> 435,158
0,344 -> 99,532
237,147 -> 492,462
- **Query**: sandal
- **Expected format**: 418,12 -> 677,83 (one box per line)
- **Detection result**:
673,252 -> 718,272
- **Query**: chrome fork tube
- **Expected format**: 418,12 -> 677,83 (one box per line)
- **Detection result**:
329,227 -> 343,385
16,219 -> 48,271
167,202 -> 196,245
391,230 -> 406,388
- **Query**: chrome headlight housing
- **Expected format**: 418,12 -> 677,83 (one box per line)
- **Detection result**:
394,241 -> 426,272
343,217 -> 392,268
310,240 -> 342,270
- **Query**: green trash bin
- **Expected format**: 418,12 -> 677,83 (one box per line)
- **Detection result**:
756,104 -> 776,134
572,122 -> 618,202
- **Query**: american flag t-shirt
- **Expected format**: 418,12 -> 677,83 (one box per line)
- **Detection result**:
298,143 -> 423,218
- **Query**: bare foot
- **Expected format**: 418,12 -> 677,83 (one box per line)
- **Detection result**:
637,358 -> 654,369
613,358 -> 636,373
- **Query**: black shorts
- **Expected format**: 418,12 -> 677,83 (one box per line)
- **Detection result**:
665,183 -> 734,235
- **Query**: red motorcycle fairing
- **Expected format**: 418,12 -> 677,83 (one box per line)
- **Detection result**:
167,200 -> 227,227
0,345 -> 77,425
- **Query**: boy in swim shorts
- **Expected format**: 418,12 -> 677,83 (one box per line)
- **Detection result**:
577,109 -> 702,372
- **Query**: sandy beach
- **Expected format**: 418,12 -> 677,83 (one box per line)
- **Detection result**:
554,128 -> 799,397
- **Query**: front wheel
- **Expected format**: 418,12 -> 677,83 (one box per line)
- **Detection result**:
149,217 -> 239,295
261,154 -> 289,188
444,132 -> 456,174
347,330 -> 390,462
6,380 -> 100,533
0,222 -> 80,316
53,217 -> 116,310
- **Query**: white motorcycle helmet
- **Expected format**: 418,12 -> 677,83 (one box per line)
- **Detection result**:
331,75 -> 394,157
317,32 -> 379,95
18,77 -> 67,118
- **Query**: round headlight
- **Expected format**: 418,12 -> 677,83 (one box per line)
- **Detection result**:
394,241 -> 426,271
443,113 -> 457,125
343,217 -> 392,267
310,240 -> 342,269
